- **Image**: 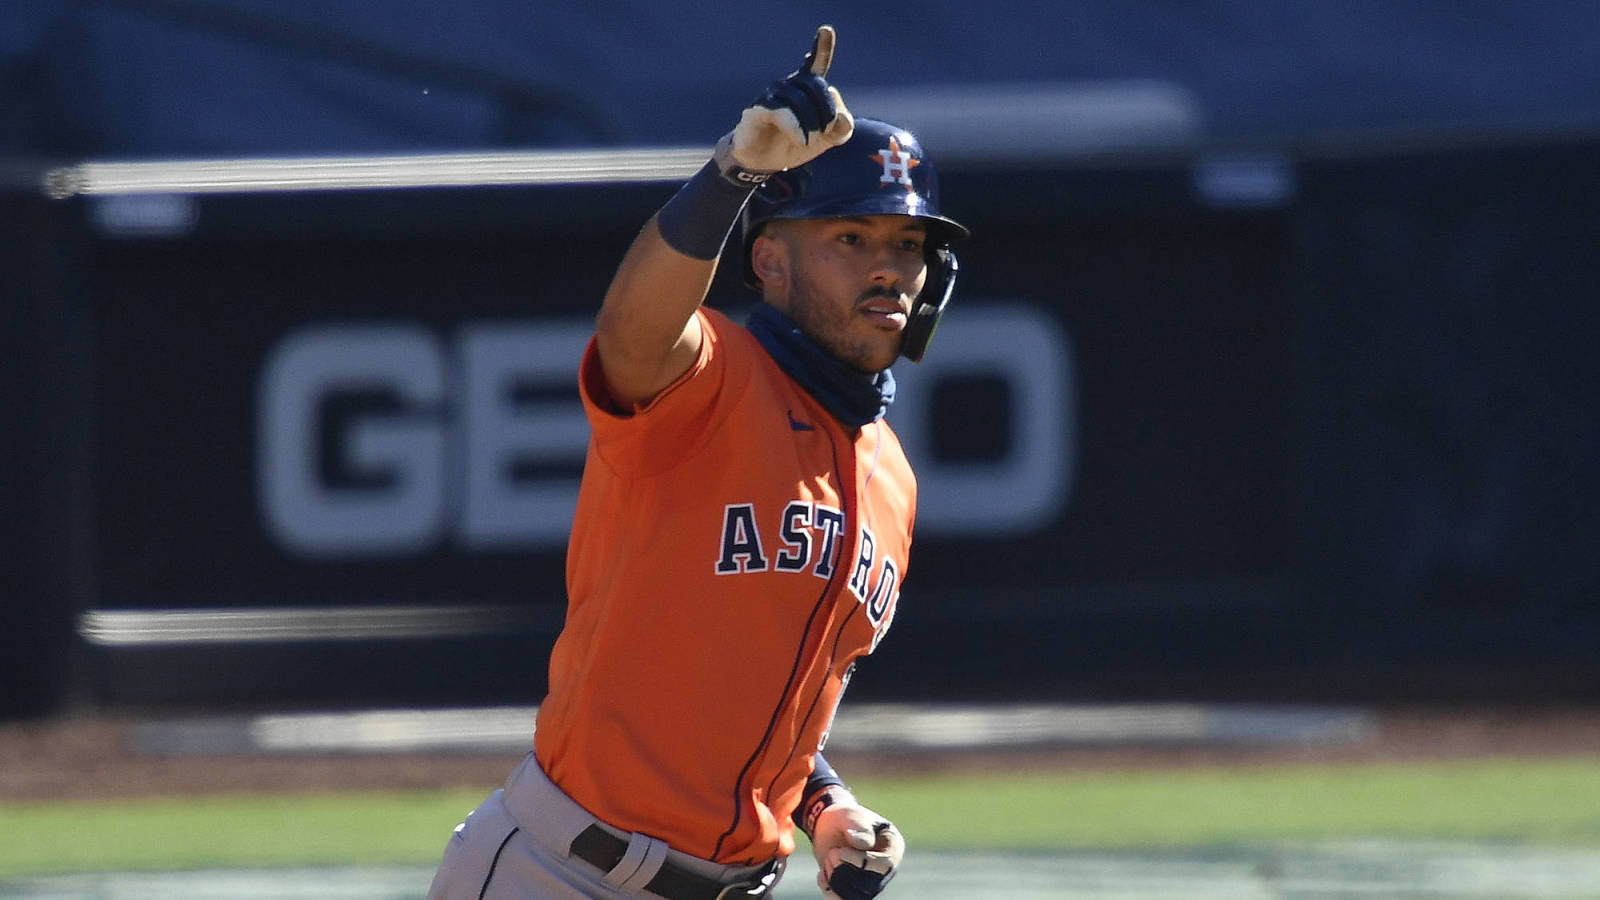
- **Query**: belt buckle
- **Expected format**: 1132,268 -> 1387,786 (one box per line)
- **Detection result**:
713,856 -> 786,900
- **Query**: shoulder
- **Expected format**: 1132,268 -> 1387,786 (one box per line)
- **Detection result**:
700,307 -> 759,357
699,306 -> 787,388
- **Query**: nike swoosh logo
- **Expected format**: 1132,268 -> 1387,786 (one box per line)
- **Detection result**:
787,410 -> 815,431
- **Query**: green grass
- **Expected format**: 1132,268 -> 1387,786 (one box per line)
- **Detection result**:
0,788 -> 487,877
861,755 -> 1600,850
3,756 -> 1600,876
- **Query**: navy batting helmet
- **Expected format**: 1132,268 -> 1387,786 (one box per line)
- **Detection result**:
739,117 -> 969,362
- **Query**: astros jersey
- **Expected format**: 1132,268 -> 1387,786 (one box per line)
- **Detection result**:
533,306 -> 915,865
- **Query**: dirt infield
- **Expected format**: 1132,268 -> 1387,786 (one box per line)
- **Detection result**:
4,705 -> 1600,803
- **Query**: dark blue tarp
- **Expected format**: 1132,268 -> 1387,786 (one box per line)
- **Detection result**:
5,1 -> 1600,157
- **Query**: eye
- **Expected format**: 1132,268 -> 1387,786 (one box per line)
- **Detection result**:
838,232 -> 861,245
899,238 -> 924,252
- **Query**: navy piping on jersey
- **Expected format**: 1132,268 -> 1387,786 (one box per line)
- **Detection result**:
763,599 -> 865,807
711,422 -> 850,862
765,420 -> 883,800
862,420 -> 884,490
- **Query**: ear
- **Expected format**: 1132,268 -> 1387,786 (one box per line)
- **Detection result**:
750,233 -> 789,289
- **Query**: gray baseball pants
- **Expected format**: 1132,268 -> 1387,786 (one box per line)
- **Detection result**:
426,752 -> 787,899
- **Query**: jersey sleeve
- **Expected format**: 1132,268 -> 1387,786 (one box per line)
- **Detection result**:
578,307 -> 746,477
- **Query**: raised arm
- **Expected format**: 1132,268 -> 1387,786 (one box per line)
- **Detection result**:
593,25 -> 854,408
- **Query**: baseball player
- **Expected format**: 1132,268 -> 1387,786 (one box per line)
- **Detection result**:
427,24 -> 967,900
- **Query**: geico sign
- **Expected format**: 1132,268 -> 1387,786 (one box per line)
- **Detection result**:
257,304 -> 1073,558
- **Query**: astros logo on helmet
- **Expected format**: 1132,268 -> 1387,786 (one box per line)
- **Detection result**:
871,137 -> 919,190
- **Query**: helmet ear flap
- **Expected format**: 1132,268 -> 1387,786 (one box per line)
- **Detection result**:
901,246 -> 957,363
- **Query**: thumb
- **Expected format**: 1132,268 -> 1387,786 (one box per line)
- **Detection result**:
806,25 -> 836,77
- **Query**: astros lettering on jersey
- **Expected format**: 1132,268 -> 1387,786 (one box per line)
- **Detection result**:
535,306 -> 915,864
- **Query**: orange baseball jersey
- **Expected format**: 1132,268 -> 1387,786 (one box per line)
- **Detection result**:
534,305 -> 915,865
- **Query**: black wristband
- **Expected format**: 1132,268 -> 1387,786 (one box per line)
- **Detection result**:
655,159 -> 755,260
793,752 -> 848,835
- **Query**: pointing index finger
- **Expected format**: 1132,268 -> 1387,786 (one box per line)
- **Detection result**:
807,24 -> 836,77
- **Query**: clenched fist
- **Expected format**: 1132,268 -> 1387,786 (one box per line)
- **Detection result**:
809,798 -> 904,900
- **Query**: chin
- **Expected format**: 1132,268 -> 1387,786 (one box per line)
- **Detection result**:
857,350 -> 900,374
825,332 -> 900,374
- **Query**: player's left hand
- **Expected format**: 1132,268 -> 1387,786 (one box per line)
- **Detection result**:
810,800 -> 904,899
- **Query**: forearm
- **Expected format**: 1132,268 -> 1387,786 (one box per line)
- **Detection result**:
593,217 -> 719,407
595,157 -> 761,405
603,157 -> 754,321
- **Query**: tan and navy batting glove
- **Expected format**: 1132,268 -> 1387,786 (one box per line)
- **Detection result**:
712,24 -> 855,186
808,793 -> 904,900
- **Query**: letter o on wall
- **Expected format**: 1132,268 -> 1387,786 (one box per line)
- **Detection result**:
889,302 -> 1074,537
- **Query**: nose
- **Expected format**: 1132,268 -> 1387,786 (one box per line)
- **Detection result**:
868,245 -> 903,287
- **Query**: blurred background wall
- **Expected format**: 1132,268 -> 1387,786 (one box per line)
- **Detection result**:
5,1 -> 1600,156
4,1 -> 1600,717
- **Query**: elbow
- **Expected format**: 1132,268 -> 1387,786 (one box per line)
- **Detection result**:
593,304 -> 649,371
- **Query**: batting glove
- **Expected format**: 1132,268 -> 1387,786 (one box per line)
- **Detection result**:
809,799 -> 904,900
713,24 -> 855,186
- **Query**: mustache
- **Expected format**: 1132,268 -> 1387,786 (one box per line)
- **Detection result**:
856,285 -> 907,304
